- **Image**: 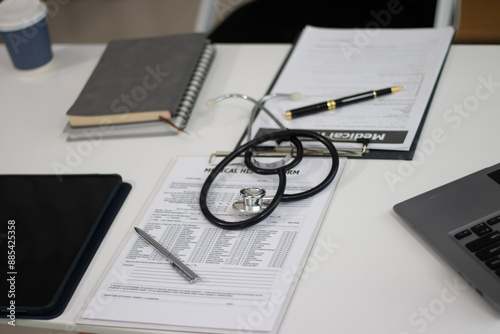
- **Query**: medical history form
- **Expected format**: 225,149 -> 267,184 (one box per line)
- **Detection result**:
79,156 -> 345,333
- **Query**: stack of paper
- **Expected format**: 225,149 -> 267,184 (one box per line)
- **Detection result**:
79,156 -> 345,333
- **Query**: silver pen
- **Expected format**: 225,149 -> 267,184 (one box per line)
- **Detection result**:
134,227 -> 201,283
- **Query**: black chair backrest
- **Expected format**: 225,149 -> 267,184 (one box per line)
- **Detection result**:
209,0 -> 438,43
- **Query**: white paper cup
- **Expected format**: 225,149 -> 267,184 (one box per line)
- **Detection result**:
0,0 -> 53,71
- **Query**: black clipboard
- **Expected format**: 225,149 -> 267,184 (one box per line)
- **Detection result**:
0,174 -> 131,319
238,26 -> 455,160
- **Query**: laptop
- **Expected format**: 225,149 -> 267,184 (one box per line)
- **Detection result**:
393,163 -> 500,312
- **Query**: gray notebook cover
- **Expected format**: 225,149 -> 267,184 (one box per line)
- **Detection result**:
67,33 -> 208,119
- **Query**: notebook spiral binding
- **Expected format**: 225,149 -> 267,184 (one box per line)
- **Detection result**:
173,43 -> 216,129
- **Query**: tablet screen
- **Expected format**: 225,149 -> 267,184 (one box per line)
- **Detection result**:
0,174 -> 125,317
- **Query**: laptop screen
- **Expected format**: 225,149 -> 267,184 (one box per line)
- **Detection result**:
488,168 -> 500,185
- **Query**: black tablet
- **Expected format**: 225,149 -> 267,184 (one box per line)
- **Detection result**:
0,174 -> 131,319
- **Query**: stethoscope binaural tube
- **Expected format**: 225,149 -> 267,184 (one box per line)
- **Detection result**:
199,129 -> 340,229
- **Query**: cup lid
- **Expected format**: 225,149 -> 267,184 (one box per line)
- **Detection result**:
0,0 -> 47,32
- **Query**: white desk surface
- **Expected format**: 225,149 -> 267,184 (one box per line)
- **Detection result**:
1,43 -> 500,334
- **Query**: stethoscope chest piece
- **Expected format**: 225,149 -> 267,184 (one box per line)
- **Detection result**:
233,187 -> 272,214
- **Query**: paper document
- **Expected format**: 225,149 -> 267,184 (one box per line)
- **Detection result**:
252,26 -> 454,152
80,156 -> 345,333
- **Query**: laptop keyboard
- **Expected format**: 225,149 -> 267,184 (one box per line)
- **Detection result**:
452,215 -> 500,279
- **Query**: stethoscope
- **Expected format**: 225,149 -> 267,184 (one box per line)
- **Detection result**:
199,93 -> 340,230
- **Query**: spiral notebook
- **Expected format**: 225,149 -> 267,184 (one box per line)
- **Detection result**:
65,33 -> 215,140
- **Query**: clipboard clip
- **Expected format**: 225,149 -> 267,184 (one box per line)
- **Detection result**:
209,138 -> 369,165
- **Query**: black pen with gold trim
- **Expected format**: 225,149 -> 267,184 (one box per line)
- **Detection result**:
285,86 -> 402,120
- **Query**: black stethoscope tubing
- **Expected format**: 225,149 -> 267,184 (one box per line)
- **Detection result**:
199,129 -> 339,229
